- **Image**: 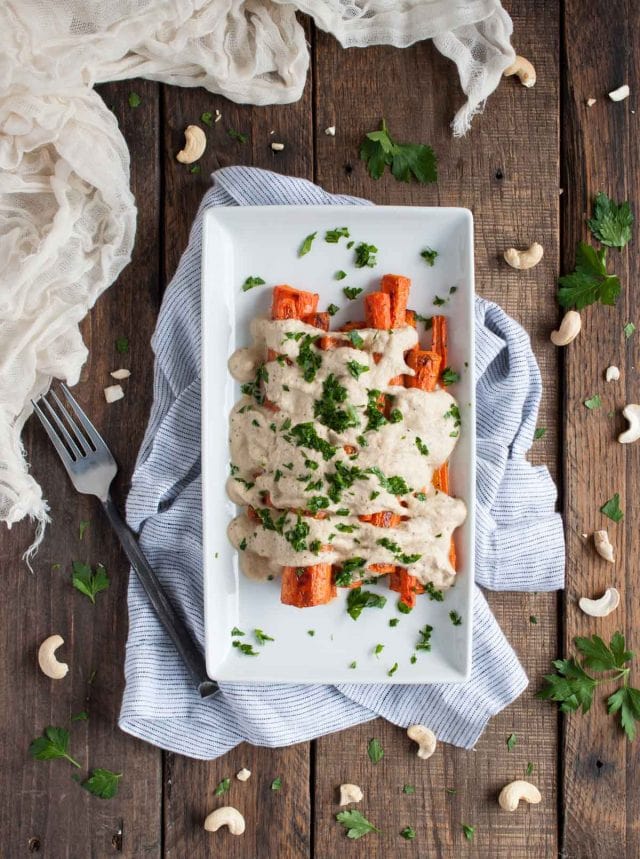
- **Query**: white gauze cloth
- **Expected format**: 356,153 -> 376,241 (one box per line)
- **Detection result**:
0,1 -> 515,550
119,167 -> 564,758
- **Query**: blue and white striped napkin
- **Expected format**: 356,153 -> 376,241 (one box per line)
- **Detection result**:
119,167 -> 564,759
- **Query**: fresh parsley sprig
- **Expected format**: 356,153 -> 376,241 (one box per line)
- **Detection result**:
588,192 -> 634,248
537,632 -> 640,740
360,119 -> 437,185
336,809 -> 380,839
557,242 -> 621,309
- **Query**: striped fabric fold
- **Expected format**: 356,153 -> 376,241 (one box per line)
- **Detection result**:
119,166 -> 564,759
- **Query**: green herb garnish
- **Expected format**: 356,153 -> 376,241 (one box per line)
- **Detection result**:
587,192 -> 634,248
299,231 -> 317,257
242,276 -> 266,292
360,119 -> 437,185
71,561 -> 109,604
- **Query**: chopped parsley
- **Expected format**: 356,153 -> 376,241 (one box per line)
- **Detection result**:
271,776 -> 282,791
227,128 -> 248,144
284,514 -> 310,551
374,643 -> 384,657
400,826 -> 416,840
288,422 -> 337,460
335,270 -> 347,280
584,394 -> 602,410
299,231 -> 317,256
335,557 -> 366,586
343,286 -> 364,300
433,295 -> 447,307
441,367 -> 460,386
415,437 -> 429,457
601,493 -> 624,522
416,624 -> 433,651
354,242 -> 378,268
376,536 -> 421,565
296,334 -> 322,382
402,784 -> 415,795
534,427 -> 547,440
230,627 -> 245,636
347,587 -> 387,620
306,495 -> 330,515
128,92 -> 141,108
420,247 -> 438,266
241,363 -> 268,405
325,227 -> 350,243
425,582 -> 444,602
314,374 -> 359,432
530,614 -> 538,625
449,610 -> 463,626
506,733 -> 517,751
239,538 -> 247,551
624,322 -> 636,339
389,618 -> 399,627
366,466 -> 411,496
347,330 -> 364,348
214,777 -> 231,796
388,662 -> 399,677
242,276 -> 266,292
254,628 -> 275,644
233,640 -> 259,656
326,460 -> 368,503
115,336 -> 129,354
347,360 -> 370,379
462,824 -> 476,842
367,737 -> 384,763
364,389 -> 387,431
327,303 -> 340,316
397,599 -> 412,614
388,408 -> 403,423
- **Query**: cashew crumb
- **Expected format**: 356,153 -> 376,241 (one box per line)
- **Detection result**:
110,368 -> 131,380
339,783 -> 363,805
236,768 -> 251,781
271,142 -> 285,151
104,384 -> 124,403
325,126 -> 336,136
605,365 -> 620,382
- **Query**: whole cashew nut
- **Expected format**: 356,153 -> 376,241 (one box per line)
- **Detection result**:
550,310 -> 581,346
176,125 -> 207,164
618,404 -> 640,443
38,634 -> 69,680
407,724 -> 437,759
498,780 -> 542,811
504,242 -> 544,270
503,56 -> 537,88
593,530 -> 615,563
204,806 -> 246,835
339,783 -> 363,805
609,84 -> 630,102
579,587 -> 620,618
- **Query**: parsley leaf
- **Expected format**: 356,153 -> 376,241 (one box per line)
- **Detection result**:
441,367 -> 460,386
587,192 -> 634,248
387,663 -> 399,677
347,330 -> 364,348
335,270 -> 347,280
227,128 -> 248,144
402,784 -> 415,795
296,334 -> 322,382
336,809 -> 380,839
115,336 -> 129,354
232,640 -> 259,656
462,824 -> 476,842
607,686 -> 640,741
127,92 -> 141,108
557,241 -> 621,309
534,427 -> 547,440
271,776 -> 282,791
575,632 -> 632,672
360,119 -> 437,185
242,276 -> 266,292
449,610 -> 462,626
230,627 -> 245,636
327,303 -> 340,316
416,624 -> 433,652
584,394 -> 601,410
367,738 -> 384,763
347,587 -> 387,620
420,248 -> 438,266
325,227 -> 350,243
299,231 -> 317,257
314,374 -> 359,432
354,243 -> 378,268
506,733 -> 517,752
347,360 -> 370,379
624,322 -> 636,339
601,493 -> 624,522
400,826 -> 416,840
254,628 -> 275,645
81,768 -> 122,799
71,561 -> 109,604
525,762 -> 535,777
200,111 -> 213,127
343,286 -> 364,300
29,726 -> 80,768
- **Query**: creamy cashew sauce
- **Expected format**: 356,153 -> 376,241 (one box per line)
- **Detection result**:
226,317 -> 466,589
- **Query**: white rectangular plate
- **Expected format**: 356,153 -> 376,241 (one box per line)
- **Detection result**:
202,205 -> 475,685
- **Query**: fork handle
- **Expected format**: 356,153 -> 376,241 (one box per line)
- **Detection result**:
102,496 -> 218,699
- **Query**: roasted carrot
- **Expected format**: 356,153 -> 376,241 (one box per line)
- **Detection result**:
281,564 -> 336,607
381,274 -> 411,327
339,320 -> 367,332
360,511 -> 401,528
364,292 -> 392,330
389,569 -> 425,609
431,315 -> 448,371
272,285 -> 319,320
404,349 -> 441,391
302,311 -> 330,331
432,464 -> 449,494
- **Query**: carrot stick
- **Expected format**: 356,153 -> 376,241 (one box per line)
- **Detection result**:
272,285 -> 319,320
281,565 -> 336,607
339,320 -> 366,332
404,350 -> 441,391
381,274 -> 411,327
431,315 -> 448,371
364,292 -> 392,330
302,311 -> 330,331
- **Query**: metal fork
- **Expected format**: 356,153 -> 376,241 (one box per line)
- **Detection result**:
31,383 -> 217,699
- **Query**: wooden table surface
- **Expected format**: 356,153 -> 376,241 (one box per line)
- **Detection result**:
2,2 -> 639,856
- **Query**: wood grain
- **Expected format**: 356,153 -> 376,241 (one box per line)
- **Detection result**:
0,78 -> 163,857
313,2 -> 561,856
562,3 -> 640,856
160,72 -> 315,858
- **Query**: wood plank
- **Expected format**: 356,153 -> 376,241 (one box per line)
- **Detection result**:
561,3 -> 640,856
0,79 -> 163,857
313,2 -> 561,855
160,71 -> 315,858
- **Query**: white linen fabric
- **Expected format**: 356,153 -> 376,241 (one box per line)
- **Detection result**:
119,167 -> 564,758
0,1 -> 515,551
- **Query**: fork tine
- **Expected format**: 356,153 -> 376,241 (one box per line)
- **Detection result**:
48,389 -> 93,455
59,383 -> 108,451
40,393 -> 86,459
31,398 -> 76,467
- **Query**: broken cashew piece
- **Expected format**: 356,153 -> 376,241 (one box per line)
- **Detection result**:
498,780 -> 542,811
593,530 -> 615,563
579,587 -> 620,618
38,634 -> 69,680
606,365 -> 620,382
618,404 -> 640,443
204,807 -> 245,835
339,783 -> 363,806
236,768 -> 251,781
407,724 -> 437,759
609,84 -> 630,102
550,310 -> 581,346
503,56 -> 537,88
176,125 -> 206,164
504,242 -> 544,270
